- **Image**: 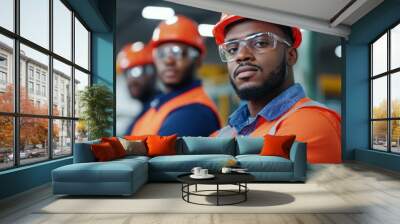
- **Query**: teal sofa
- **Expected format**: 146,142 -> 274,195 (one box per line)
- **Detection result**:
52,137 -> 307,196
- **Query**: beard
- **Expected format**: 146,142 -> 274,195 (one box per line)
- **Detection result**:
230,58 -> 287,101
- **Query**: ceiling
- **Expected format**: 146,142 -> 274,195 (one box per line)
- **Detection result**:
116,0 -> 383,64
165,0 -> 384,37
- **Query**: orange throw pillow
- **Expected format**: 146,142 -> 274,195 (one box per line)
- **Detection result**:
91,142 -> 117,161
101,137 -> 126,158
146,134 -> 177,157
260,134 -> 296,159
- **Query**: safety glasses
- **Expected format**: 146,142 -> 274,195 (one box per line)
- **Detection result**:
218,32 -> 291,62
124,64 -> 155,78
154,44 -> 199,61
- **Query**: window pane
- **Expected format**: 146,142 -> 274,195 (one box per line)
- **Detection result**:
391,24 -> 400,70
53,119 -> 72,158
53,59 -> 72,117
0,116 -> 13,170
74,69 -> 89,117
372,121 -> 388,151
0,34 -> 14,112
74,18 -> 89,70
53,0 -> 72,60
372,77 -> 387,119
0,0 -> 14,31
20,117 -> 49,165
391,72 -> 400,118
20,44 -> 49,115
20,0 -> 49,49
75,120 -> 88,143
372,33 -> 387,76
391,120 -> 400,153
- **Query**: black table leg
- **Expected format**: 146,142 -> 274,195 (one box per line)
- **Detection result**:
217,184 -> 219,206
245,183 -> 247,201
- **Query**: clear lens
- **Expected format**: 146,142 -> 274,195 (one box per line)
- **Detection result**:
218,32 -> 288,63
155,45 -> 199,60
218,46 -> 230,62
155,45 -> 184,60
127,67 -> 143,78
125,64 -> 156,78
250,33 -> 275,49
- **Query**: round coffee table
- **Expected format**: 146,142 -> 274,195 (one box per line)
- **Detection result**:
177,172 -> 255,206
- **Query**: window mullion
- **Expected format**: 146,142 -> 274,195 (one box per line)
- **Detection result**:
71,10 -> 76,155
13,0 -> 21,167
48,0 -> 54,160
388,29 -> 391,153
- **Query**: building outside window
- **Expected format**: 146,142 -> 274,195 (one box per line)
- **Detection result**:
28,81 -> 34,94
0,54 -> 7,90
35,70 -> 40,81
41,85 -> 46,97
28,66 -> 34,80
0,0 -> 91,170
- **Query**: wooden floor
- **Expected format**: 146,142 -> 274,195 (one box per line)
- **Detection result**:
1,162 -> 400,224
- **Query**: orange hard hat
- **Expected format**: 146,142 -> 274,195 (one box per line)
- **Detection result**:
151,15 -> 206,56
116,41 -> 154,74
212,14 -> 302,48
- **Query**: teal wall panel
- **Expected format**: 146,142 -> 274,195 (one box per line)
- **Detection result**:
0,158 -> 72,199
345,0 -> 400,170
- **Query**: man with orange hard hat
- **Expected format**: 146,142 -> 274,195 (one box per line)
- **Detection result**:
211,14 -> 341,163
129,15 -> 221,137
117,41 -> 160,135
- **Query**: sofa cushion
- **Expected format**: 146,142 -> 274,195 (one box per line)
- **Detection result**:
101,137 -> 127,158
52,158 -> 147,183
119,138 -> 147,156
236,155 -> 293,172
260,134 -> 296,159
178,137 -> 235,155
91,142 -> 118,161
236,137 -> 264,155
148,154 -> 235,172
147,135 -> 177,157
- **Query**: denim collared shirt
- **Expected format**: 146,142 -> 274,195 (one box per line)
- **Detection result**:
228,83 -> 306,135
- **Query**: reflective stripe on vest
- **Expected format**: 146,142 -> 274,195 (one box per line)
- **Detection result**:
131,86 -> 222,135
267,101 -> 329,135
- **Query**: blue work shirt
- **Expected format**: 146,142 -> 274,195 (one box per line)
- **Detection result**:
149,80 -> 220,137
227,83 -> 306,135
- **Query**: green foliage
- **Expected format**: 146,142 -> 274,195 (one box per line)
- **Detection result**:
79,84 -> 114,140
372,99 -> 400,140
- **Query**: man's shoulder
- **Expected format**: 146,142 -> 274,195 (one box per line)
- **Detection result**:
280,105 -> 341,135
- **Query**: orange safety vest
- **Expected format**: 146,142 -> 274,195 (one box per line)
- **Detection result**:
213,97 -> 341,164
131,86 -> 222,135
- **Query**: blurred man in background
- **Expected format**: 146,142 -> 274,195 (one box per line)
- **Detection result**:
117,41 -> 160,135
130,15 -> 221,137
211,14 -> 341,163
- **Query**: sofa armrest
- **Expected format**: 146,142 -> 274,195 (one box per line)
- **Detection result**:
73,141 -> 99,163
289,142 -> 307,181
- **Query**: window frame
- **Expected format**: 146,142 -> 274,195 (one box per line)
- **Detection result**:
370,20 -> 400,154
0,0 -> 92,171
